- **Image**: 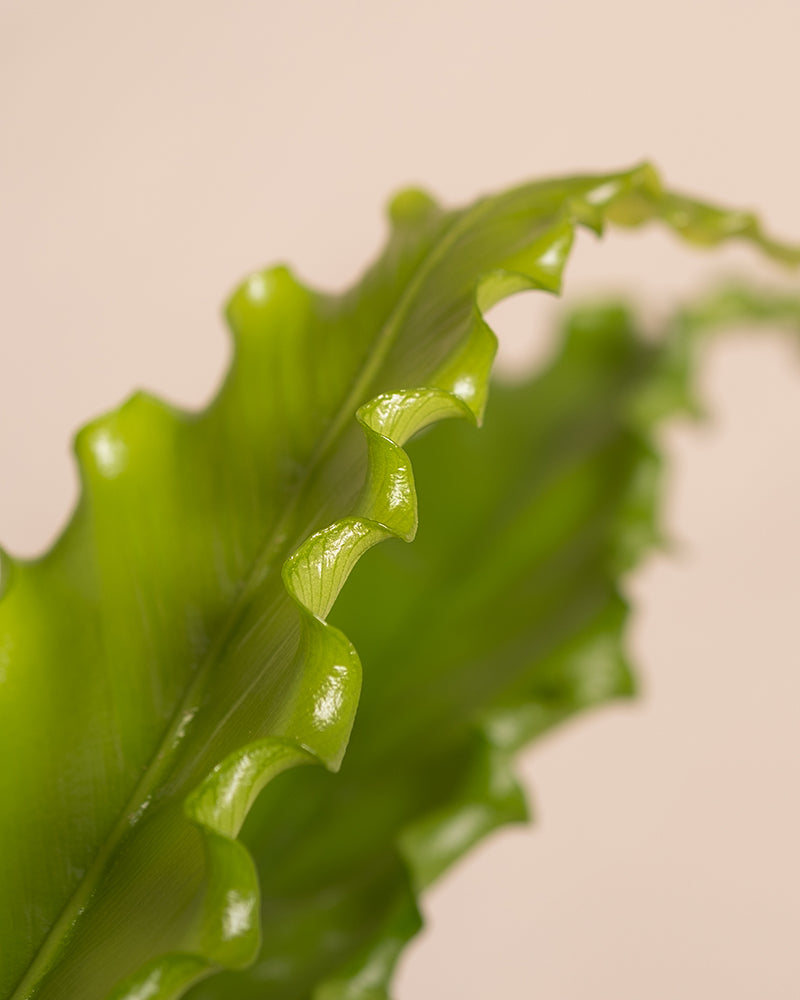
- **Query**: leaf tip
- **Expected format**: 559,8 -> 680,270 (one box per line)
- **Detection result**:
225,264 -> 308,342
386,187 -> 441,227
75,417 -> 130,481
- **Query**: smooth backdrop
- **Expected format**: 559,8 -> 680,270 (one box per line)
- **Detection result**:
2,2 -> 799,996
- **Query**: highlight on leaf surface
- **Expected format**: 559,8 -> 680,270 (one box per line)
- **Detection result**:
0,165 -> 798,1000
193,285 -> 800,1000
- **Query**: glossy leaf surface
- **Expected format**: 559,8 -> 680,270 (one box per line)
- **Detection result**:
0,167 -> 797,1000
188,286 -> 800,1000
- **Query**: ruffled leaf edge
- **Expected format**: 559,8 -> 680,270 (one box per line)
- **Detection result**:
4,164 -> 796,1000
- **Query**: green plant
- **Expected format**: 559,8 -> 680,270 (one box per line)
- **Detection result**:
1,164 -> 797,1000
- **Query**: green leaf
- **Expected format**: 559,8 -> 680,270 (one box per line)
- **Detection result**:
183,285 -> 800,1000
0,166 -> 796,1000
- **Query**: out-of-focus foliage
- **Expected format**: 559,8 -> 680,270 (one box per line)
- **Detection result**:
191,286 -> 800,1000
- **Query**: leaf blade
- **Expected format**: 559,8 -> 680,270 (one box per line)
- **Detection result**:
191,288 -> 800,999
1,166 -> 797,1000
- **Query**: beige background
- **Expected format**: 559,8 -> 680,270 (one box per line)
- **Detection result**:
2,1 -> 799,996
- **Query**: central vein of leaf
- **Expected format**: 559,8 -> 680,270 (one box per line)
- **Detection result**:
11,193 -> 507,999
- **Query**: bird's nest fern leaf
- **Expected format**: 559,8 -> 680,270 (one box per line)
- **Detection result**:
0,165 -> 797,1000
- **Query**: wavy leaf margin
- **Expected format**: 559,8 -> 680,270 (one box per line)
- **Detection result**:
308,284 -> 800,1000
9,164 -> 798,1000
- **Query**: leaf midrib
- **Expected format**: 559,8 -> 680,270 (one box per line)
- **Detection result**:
11,189 -> 508,1000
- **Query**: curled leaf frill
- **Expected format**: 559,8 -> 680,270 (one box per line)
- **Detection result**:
3,163 -> 800,1000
